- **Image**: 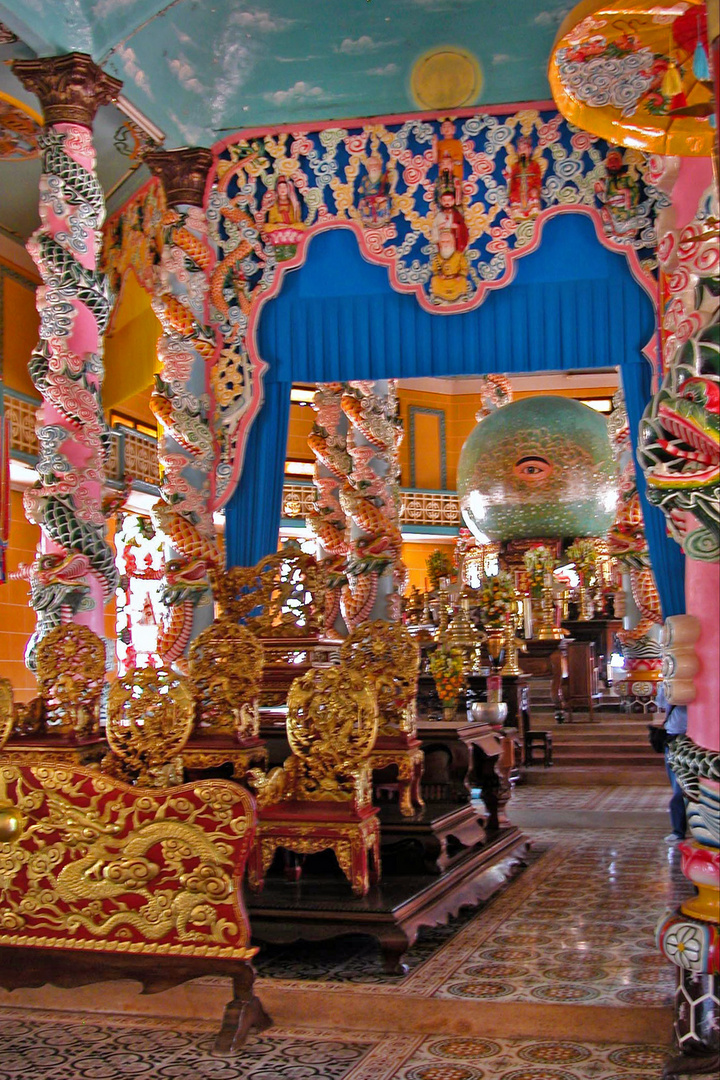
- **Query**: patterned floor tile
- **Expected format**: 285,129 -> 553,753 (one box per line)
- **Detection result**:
254,813 -> 691,1009
0,1012 -> 676,1080
342,1033 -> 671,1080
0,1009 -> 376,1080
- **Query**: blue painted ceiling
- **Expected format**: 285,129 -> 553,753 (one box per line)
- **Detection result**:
0,1 -> 569,239
0,1 -> 564,142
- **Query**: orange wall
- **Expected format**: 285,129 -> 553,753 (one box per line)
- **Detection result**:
2,257 -> 39,396
286,401 -> 315,461
402,540 -> 456,594
0,491 -> 39,701
2,259 -> 40,698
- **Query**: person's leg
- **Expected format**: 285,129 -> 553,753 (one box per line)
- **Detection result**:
665,748 -> 687,839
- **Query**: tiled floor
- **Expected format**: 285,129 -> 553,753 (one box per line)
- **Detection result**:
0,1008 -> 671,1080
507,784 -> 670,813
0,785 -> 693,1078
255,786 -> 690,1008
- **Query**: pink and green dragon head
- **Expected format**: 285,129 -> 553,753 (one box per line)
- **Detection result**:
639,275 -> 720,562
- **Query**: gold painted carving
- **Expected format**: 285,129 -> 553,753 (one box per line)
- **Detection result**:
105,666 -> 194,787
340,620 -> 420,736
144,147 -> 214,209
0,762 -> 257,959
12,53 -> 122,128
183,746 -> 268,781
35,624 -> 105,739
287,667 -> 378,805
188,620 -> 264,739
248,667 -> 378,810
211,544 -> 327,638
10,697 -> 44,738
0,679 -> 14,750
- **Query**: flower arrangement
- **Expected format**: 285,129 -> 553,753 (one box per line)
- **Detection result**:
566,538 -> 599,586
429,644 -> 465,707
426,549 -> 456,591
523,545 -> 558,595
476,570 -> 516,626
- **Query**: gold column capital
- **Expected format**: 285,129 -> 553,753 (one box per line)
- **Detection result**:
144,147 -> 214,208
12,52 -> 122,129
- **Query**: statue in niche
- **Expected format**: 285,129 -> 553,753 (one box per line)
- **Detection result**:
431,137 -> 470,308
595,149 -> 642,238
434,139 -> 464,209
430,138 -> 469,304
505,134 -> 545,221
358,152 -> 391,227
263,175 -> 305,260
430,225 -> 470,304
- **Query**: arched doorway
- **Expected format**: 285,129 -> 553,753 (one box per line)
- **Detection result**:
226,212 -> 684,617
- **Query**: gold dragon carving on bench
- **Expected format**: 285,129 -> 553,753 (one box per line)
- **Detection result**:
0,762 -> 257,960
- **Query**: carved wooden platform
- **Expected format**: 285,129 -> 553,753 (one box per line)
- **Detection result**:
377,800 -> 488,875
246,825 -> 528,974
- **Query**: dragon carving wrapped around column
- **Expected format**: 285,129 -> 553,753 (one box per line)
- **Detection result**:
12,55 -> 123,669
145,151 -> 222,664
307,383 -> 351,633
607,391 -> 663,707
340,381 -> 405,628
307,381 -> 405,631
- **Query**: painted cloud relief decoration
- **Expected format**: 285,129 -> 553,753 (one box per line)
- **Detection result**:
556,42 -> 659,118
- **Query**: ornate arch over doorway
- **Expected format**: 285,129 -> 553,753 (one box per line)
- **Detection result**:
207,104 -> 664,509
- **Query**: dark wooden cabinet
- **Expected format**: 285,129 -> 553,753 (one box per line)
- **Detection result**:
564,639 -> 601,719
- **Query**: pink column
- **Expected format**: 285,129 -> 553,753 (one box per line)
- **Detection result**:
12,54 -> 122,666
646,154 -> 720,1073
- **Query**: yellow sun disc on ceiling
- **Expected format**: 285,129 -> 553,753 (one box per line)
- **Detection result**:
411,48 -> 483,111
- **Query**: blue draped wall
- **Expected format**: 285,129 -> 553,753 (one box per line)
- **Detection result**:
622,359 -> 686,618
257,217 -> 653,379
226,214 -> 683,614
224,379 -> 291,568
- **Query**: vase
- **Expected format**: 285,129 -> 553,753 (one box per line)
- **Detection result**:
485,627 -> 505,672
501,613 -> 522,677
443,703 -> 457,721
578,585 -> 594,621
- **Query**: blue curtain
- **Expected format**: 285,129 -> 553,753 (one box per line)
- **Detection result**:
226,216 -> 667,579
224,380 -> 291,568
622,358 -> 685,618
258,218 -> 654,379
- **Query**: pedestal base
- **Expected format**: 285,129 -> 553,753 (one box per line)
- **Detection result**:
378,801 -> 487,875
247,825 -> 528,974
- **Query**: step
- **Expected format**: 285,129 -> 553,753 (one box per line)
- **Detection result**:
550,732 -> 654,744
550,754 -> 665,768
546,722 -> 656,735
521,765 -> 667,786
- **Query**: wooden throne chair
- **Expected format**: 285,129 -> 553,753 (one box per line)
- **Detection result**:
246,665 -> 381,897
340,619 -> 424,817
184,619 -> 268,781
211,543 -> 337,710
0,623 -> 106,767
0,663 -> 270,1053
